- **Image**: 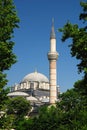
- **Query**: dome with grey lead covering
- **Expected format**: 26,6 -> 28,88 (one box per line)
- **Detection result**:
22,71 -> 49,83
7,91 -> 29,97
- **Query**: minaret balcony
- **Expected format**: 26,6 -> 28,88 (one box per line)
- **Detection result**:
48,52 -> 58,60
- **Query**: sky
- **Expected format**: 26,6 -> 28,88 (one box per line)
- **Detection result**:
7,0 -> 84,92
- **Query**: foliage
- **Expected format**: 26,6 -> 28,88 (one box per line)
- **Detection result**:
16,118 -> 33,130
7,96 -> 31,117
0,0 -> 19,72
0,114 -> 16,129
0,96 -> 31,129
0,0 -> 19,129
59,1 -> 87,76
6,96 -> 31,128
80,1 -> 87,22
57,88 -> 87,129
74,78 -> 87,109
0,0 -> 19,108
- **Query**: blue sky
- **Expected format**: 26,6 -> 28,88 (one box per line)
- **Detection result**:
7,0 -> 83,92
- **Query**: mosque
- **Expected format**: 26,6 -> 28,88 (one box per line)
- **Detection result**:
8,20 -> 59,107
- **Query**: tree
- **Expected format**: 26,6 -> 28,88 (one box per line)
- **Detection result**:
0,96 -> 31,129
59,1 -> 87,77
16,118 -> 33,130
58,0 -> 87,105
6,96 -> 31,129
56,89 -> 87,130
0,0 -> 19,128
57,1 -> 87,129
0,0 -> 19,72
7,96 -> 31,118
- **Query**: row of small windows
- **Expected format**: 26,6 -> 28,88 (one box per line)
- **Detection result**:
11,81 -> 49,92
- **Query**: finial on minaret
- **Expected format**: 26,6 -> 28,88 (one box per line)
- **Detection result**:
50,18 -> 56,39
52,18 -> 54,25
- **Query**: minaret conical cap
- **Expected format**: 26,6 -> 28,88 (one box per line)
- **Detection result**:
50,18 -> 56,39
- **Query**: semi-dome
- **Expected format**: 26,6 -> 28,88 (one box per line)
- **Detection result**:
22,71 -> 49,83
26,96 -> 38,101
7,91 -> 29,97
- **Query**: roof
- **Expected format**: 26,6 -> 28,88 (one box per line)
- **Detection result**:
41,98 -> 49,103
26,96 -> 38,101
50,18 -> 56,39
22,71 -> 49,83
7,91 -> 29,97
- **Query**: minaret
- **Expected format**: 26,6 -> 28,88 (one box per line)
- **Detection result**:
48,19 -> 58,104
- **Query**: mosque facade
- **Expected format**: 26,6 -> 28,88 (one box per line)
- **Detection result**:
8,20 -> 59,106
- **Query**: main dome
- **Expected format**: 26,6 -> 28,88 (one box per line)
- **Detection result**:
22,71 -> 49,83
